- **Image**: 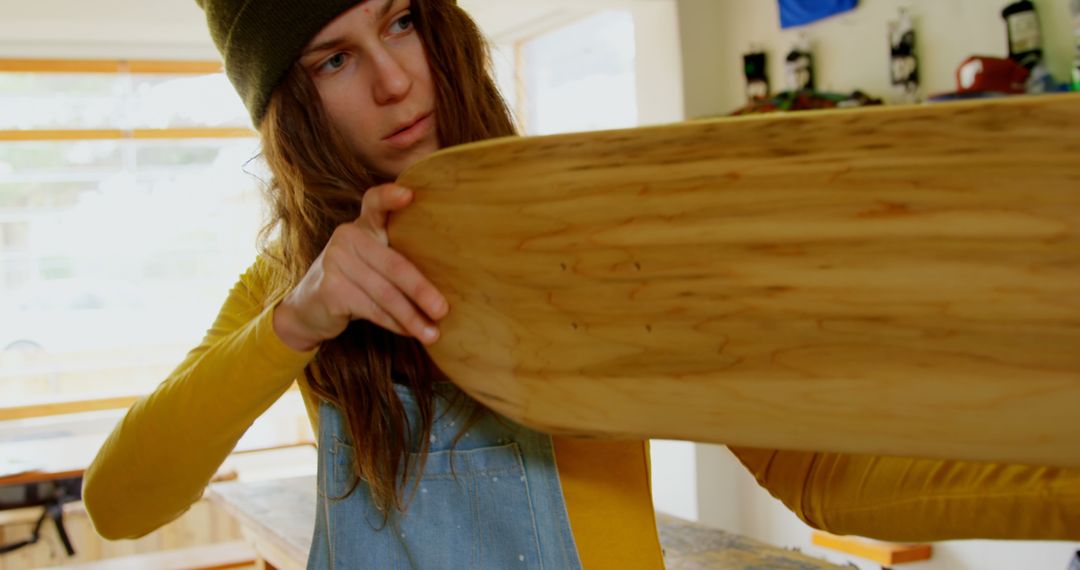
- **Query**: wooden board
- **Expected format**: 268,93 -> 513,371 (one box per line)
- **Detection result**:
810,531 -> 931,566
208,478 -> 315,570
391,93 -> 1080,467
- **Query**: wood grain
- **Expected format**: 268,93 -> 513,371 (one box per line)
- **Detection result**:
392,93 -> 1080,467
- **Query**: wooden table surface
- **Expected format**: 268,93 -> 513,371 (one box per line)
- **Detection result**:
207,475 -> 842,569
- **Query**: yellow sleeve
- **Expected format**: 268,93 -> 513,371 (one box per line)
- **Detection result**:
728,446 -> 1080,541
82,256 -> 319,540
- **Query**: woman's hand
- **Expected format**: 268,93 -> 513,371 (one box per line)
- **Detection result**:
272,184 -> 448,351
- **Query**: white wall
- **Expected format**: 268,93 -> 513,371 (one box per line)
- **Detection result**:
650,440 -> 698,521
631,1 -> 686,125
676,1 -> 1080,568
677,0 -> 1077,118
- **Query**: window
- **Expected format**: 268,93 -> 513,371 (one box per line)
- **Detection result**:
0,60 -> 263,404
518,11 -> 639,135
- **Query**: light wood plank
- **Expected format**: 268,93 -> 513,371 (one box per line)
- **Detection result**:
393,93 -> 1080,467
811,531 -> 932,565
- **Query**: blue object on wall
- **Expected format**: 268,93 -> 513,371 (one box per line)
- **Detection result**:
779,0 -> 858,28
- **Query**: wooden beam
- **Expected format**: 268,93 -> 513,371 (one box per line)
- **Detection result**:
0,58 -> 223,75
811,531 -> 932,565
131,128 -> 255,140
126,60 -> 225,75
0,128 -> 255,142
0,384 -> 303,422
0,394 -> 141,422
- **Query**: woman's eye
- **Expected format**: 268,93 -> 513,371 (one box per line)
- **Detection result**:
320,53 -> 347,72
390,13 -> 414,34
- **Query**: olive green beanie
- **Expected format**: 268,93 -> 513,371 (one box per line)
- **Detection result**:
196,0 -> 371,126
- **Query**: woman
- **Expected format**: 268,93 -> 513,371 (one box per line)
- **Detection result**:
83,0 -> 1079,568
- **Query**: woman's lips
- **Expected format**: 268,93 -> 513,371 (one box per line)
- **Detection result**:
384,113 -> 433,150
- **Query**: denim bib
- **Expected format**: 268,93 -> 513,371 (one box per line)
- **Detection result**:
307,383 -> 584,570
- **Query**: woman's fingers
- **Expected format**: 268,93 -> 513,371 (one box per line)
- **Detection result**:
311,183 -> 448,344
357,184 -> 413,245
350,288 -> 409,338
278,183 -> 447,347
352,184 -> 447,316
331,243 -> 440,344
358,232 -> 448,321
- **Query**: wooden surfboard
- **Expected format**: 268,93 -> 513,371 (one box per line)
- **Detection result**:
391,93 -> 1080,467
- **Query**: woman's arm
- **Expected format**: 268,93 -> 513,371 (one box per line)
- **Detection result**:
82,256 -> 319,540
729,446 -> 1080,541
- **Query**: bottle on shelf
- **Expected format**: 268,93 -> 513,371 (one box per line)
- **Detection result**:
785,35 -> 814,92
743,50 -> 769,102
889,7 -> 919,104
1001,0 -> 1042,70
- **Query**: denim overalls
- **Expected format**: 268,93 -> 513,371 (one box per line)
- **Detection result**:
306,382 -> 584,569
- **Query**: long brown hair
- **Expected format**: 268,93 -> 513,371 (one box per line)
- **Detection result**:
255,0 -> 517,516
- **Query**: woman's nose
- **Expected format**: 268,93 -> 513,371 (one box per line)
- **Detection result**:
370,47 -> 412,105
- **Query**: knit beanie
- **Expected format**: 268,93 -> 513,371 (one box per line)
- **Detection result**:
196,0 -> 371,126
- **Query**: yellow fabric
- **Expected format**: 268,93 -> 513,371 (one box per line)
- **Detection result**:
729,446 -> 1080,542
554,438 -> 665,570
81,256 -> 665,568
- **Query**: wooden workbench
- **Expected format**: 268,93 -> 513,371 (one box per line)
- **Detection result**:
207,476 -> 843,569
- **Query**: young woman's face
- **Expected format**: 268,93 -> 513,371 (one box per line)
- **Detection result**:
299,0 -> 439,179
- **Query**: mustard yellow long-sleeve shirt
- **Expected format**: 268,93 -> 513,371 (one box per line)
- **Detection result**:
82,255 -> 666,569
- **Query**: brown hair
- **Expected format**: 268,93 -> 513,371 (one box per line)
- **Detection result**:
255,0 -> 517,516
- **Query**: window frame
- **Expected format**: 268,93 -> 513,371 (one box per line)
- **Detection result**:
0,58 -> 260,420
